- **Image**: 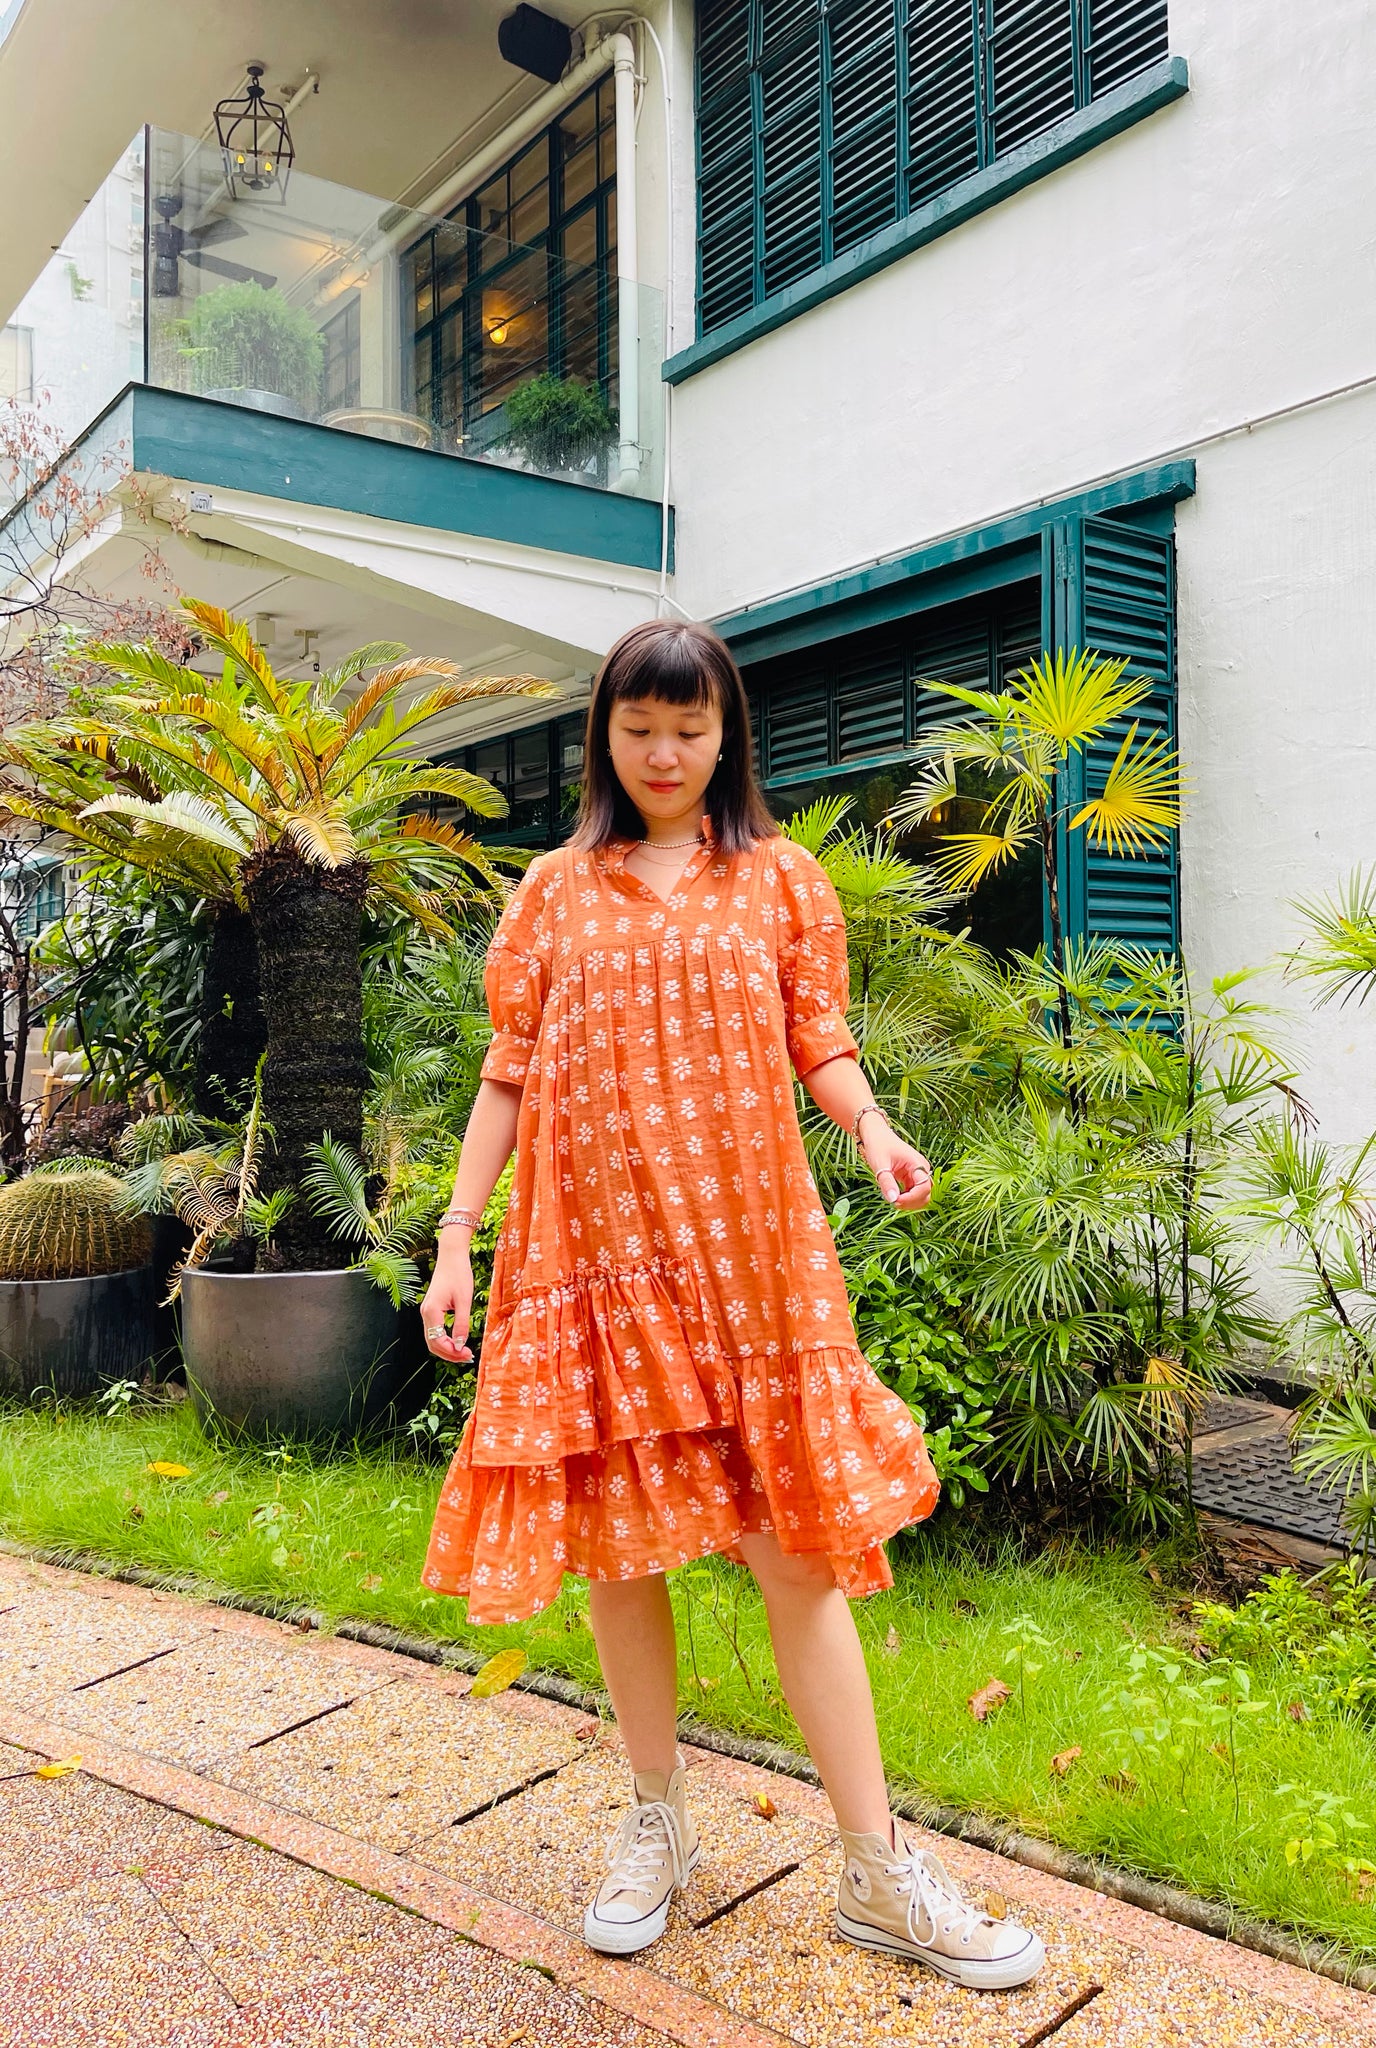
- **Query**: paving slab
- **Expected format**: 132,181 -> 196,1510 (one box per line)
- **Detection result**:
0,1572 -> 210,1704
1,1551 -> 1373,2048
1049,1949 -> 1365,2047
646,1846 -> 1124,2048
51,1625 -> 395,1768
0,1739 -> 235,1901
146,1835 -> 449,2006
213,1934 -> 685,2048
423,1735 -> 833,1934
0,1869 -> 240,2047
216,1670 -> 586,1848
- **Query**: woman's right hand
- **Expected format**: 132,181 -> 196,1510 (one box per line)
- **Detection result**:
420,1245 -> 476,1365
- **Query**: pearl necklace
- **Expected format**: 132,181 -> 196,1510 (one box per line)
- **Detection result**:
632,833 -> 705,859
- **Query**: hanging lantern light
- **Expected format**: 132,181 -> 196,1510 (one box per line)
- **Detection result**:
214,63 -> 294,200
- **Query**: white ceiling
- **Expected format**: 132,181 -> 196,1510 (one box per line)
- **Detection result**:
80,517 -> 590,757
0,0 -> 586,325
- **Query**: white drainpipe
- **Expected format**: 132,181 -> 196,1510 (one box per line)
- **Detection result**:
610,31 -> 641,489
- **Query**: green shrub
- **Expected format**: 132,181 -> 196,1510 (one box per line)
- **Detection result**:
499,374 -> 616,472
837,1200 -> 1000,1506
1193,1564 -> 1376,1718
180,282 -> 324,412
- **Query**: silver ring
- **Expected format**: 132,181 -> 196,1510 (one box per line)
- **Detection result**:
424,1325 -> 445,1340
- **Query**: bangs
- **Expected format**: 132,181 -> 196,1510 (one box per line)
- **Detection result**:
605,624 -> 723,711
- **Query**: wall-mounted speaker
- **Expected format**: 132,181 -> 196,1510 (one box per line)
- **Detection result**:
497,5 -> 574,85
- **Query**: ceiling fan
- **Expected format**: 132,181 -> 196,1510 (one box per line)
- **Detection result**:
151,192 -> 278,297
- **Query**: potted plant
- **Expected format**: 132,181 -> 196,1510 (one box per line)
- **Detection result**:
497,372 -> 617,480
0,1164 -> 155,1399
133,1094 -> 437,1439
179,281 -> 326,421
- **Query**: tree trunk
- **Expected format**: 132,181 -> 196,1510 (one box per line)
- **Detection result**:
243,850 -> 370,1272
193,906 -> 268,1122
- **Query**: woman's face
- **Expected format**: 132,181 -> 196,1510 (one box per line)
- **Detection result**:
606,690 -> 724,833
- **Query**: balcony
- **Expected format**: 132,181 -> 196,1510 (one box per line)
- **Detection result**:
4,124 -> 666,545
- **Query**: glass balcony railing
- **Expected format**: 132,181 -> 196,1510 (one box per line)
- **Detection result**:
3,125 -> 665,505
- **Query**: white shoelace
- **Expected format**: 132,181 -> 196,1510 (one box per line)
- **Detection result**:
598,1799 -> 691,1904
884,1842 -> 992,1951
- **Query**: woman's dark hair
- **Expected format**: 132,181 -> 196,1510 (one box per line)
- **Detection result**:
566,619 -> 777,856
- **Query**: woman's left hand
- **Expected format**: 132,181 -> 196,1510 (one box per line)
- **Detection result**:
862,1122 -> 933,1210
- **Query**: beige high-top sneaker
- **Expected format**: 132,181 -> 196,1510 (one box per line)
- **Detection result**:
583,1752 -> 701,1956
836,1818 -> 1045,1990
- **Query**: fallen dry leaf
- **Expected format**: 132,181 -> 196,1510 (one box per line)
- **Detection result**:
469,1647 -> 528,1699
1101,1769 -> 1138,1795
358,1574 -> 384,1593
953,1598 -> 979,1618
1209,1739 -> 1230,1762
968,1677 -> 1011,1722
1049,1745 -> 1082,1779
573,1718 -> 600,1742
1063,1647 -> 1084,1663
35,1755 -> 82,1779
146,1461 -> 192,1479
344,1549 -> 366,1561
1345,1868 -> 1376,1902
210,1490 -> 231,1505
883,1625 -> 902,1657
983,1890 -> 1008,1919
752,1791 -> 777,1820
124,1504 -> 145,1524
1286,1699 -> 1310,1723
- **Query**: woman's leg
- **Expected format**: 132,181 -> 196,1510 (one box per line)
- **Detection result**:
737,1531 -> 892,1837
587,1572 -> 680,1779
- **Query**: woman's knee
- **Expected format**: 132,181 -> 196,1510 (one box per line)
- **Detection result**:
738,1532 -> 837,1597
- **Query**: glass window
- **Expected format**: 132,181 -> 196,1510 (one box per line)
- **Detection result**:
0,324 -> 34,404
320,296 -> 360,413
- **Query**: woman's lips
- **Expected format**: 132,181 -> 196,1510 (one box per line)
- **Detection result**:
646,782 -> 681,791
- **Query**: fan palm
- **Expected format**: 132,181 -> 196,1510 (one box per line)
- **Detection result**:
5,599 -> 561,1265
881,646 -> 1181,1054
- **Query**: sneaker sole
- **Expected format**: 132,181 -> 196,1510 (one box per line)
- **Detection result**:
584,1843 -> 702,1957
835,1907 -> 1045,1991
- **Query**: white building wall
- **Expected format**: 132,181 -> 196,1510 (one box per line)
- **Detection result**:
659,0 -> 1376,1147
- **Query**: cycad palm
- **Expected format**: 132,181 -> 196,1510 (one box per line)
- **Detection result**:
6,598 -> 560,1265
882,647 -> 1181,1052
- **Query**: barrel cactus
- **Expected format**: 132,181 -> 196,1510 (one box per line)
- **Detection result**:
0,1167 -> 153,1281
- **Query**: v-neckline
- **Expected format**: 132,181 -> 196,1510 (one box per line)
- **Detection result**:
598,815 -> 720,907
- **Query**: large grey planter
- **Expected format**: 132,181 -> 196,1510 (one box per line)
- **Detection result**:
0,1267 -> 157,1400
181,1266 -> 424,1441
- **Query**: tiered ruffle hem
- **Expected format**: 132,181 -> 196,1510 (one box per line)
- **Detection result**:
423,1252 -> 941,1624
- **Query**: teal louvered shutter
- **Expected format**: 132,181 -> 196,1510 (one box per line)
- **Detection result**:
1084,0 -> 1168,95
760,2 -> 825,294
907,0 -> 981,207
834,640 -> 908,759
697,0 -> 756,331
1061,514 -> 1179,960
985,0 -> 1076,157
829,0 -> 902,254
695,0 -> 1168,337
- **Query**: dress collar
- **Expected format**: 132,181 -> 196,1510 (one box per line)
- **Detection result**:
599,811 -> 717,873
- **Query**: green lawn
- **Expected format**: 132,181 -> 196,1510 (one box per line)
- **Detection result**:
3,1396 -> 1375,1963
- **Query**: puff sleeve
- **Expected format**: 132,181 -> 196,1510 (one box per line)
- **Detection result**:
775,846 -> 861,1078
478,856 -> 552,1089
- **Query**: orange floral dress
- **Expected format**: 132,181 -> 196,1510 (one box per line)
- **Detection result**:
422,812 -> 940,1625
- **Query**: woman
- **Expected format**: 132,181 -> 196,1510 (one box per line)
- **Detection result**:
420,620 -> 1044,1991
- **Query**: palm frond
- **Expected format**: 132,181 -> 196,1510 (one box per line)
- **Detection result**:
1069,724 -> 1180,855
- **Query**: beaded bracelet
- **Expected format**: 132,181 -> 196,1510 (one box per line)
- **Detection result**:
852,1103 -> 891,1142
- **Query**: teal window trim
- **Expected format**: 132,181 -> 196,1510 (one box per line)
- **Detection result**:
714,457 -> 1194,664
669,51 -> 1187,386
